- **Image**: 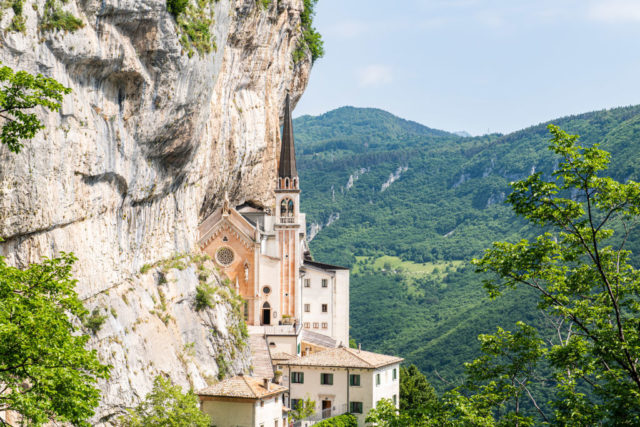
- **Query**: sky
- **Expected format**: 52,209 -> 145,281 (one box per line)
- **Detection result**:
293,0 -> 640,135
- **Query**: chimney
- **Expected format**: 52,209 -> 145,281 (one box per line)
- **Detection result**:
263,378 -> 270,391
358,343 -> 361,352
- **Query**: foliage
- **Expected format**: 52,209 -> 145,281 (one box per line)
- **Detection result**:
0,253 -> 110,425
290,396 -> 315,421
84,307 -> 107,334
257,0 -> 271,10
365,398 -> 418,426
292,0 -> 324,63
167,0 -> 217,57
0,63 -> 71,153
474,125 -> 640,422
8,0 -> 26,32
400,364 -> 440,416
167,0 -> 188,17
194,283 -> 215,311
120,375 -> 211,427
314,413 -> 357,426
296,105 -> 640,395
40,0 -> 84,32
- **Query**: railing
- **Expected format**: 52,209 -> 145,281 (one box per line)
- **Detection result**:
264,322 -> 302,336
290,404 -> 349,427
280,217 -> 295,224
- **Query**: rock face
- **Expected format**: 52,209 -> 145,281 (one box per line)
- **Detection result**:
0,0 -> 311,421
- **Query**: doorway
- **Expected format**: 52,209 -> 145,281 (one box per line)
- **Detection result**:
322,400 -> 331,417
262,302 -> 271,325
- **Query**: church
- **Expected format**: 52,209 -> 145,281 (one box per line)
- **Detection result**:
196,94 -> 349,347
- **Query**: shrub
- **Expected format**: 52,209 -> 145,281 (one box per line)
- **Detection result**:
315,414 -> 357,427
167,0 -> 188,17
194,283 -> 214,311
40,0 -> 84,32
83,308 -> 107,334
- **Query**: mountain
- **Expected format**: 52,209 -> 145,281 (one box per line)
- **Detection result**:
294,104 -> 640,391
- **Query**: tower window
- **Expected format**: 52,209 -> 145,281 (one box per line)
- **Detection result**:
263,286 -> 271,294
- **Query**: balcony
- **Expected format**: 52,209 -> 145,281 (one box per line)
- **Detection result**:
280,217 -> 295,224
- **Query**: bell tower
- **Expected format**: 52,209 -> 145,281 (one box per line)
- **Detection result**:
276,92 -> 301,320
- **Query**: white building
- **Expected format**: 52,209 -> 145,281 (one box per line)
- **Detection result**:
278,347 -> 403,425
198,375 -> 288,427
197,93 -> 349,347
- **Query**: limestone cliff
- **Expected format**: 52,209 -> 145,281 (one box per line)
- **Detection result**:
0,0 -> 312,421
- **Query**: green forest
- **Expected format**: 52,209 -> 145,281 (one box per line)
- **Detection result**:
294,105 -> 640,398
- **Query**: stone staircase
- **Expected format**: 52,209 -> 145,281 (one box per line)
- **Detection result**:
247,326 -> 274,380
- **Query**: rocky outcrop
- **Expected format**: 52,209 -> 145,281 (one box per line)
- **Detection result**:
0,0 -> 312,420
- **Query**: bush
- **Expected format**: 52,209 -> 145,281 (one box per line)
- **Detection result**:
194,283 -> 214,311
83,307 -> 107,334
40,0 -> 84,32
167,0 -> 188,17
315,413 -> 357,427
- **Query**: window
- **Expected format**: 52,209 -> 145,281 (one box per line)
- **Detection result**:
291,372 -> 304,384
291,399 -> 301,410
304,278 -> 311,288
350,402 -> 363,414
350,374 -> 361,386
393,394 -> 397,406
215,247 -> 234,266
275,420 -> 279,427
297,343 -> 301,354
260,400 -> 264,407
321,322 -> 328,329
322,304 -> 328,313
263,286 -> 271,294
313,322 -> 319,329
304,322 -> 310,328
392,368 -> 397,380
376,373 -> 381,386
322,279 -> 328,288
320,373 -> 333,385
304,304 -> 310,312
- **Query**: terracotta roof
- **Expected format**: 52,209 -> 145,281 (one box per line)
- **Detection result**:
301,329 -> 338,348
271,352 -> 298,361
279,347 -> 403,369
197,376 -> 286,399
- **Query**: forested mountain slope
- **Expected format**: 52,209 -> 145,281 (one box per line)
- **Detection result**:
294,104 -> 640,390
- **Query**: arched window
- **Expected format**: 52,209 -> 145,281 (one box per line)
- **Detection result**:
280,199 -> 288,217
288,199 -> 294,215
263,302 -> 271,308
292,178 -> 297,188
284,178 -> 290,189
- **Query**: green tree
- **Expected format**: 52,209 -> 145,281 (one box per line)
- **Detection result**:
290,396 -> 316,421
0,253 -> 110,426
120,376 -> 211,427
365,398 -> 420,427
399,364 -> 440,415
0,63 -> 71,153
474,125 -> 640,423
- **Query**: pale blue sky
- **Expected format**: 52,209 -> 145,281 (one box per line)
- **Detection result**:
294,0 -> 640,135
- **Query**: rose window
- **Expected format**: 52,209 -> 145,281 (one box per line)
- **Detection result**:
216,247 -> 235,266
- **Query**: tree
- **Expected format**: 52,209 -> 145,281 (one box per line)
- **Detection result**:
473,125 -> 640,423
0,253 -> 110,426
365,398 -> 420,427
290,396 -> 316,421
120,376 -> 211,427
0,63 -> 71,153
399,365 -> 440,415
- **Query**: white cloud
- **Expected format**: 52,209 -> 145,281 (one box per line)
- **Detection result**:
588,0 -> 640,23
357,65 -> 393,87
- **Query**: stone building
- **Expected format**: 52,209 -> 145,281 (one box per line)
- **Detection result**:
197,94 -> 349,347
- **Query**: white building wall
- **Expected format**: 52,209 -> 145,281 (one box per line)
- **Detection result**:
372,363 -> 401,409
266,334 -> 299,356
255,395 -> 286,427
288,366 -> 349,416
300,268 -> 334,337
258,254 -> 281,323
333,269 -> 350,346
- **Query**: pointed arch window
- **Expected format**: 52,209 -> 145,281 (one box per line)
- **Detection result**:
280,198 -> 294,217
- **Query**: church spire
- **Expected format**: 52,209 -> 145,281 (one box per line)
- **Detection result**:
278,92 -> 298,180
